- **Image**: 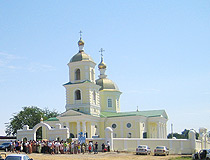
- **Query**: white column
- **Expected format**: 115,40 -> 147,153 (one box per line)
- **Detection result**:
157,122 -> 160,138
163,124 -> 166,138
82,121 -> 86,137
77,121 -> 80,138
87,122 -> 91,138
66,122 -> 70,129
165,124 -> 167,138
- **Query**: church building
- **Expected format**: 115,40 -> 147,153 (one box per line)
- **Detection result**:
17,34 -> 168,141
44,35 -> 168,139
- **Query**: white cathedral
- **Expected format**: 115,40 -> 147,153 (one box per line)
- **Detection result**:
17,35 -> 168,141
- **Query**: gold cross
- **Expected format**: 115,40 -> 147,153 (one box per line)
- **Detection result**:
99,48 -> 105,57
79,30 -> 82,38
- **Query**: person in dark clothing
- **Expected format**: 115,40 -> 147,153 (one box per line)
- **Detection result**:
94,142 -> 98,154
107,141 -> 110,152
22,142 -> 26,153
101,143 -> 105,152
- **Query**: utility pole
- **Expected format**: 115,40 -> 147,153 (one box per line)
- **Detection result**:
171,123 -> 173,138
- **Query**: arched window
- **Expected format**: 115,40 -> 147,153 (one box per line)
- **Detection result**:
127,133 -> 132,138
113,133 -> 117,138
75,69 -> 80,80
75,90 -> 81,100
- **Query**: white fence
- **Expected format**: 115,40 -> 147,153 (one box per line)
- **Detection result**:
113,138 -> 192,154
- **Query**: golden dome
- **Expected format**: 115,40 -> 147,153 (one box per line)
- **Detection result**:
98,60 -> 107,69
78,38 -> 84,46
98,56 -> 107,69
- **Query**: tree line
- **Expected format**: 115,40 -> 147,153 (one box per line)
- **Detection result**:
5,106 -> 59,136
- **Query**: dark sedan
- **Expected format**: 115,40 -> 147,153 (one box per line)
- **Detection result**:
0,142 -> 11,152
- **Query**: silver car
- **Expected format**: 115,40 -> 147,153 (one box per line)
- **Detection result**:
154,146 -> 169,156
5,154 -> 33,160
136,145 -> 151,155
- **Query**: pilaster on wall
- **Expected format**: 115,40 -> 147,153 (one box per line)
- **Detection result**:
105,127 -> 113,151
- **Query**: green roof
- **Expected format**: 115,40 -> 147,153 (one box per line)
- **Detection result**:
45,117 -> 59,121
63,80 -> 91,86
70,52 -> 94,63
100,110 -> 168,119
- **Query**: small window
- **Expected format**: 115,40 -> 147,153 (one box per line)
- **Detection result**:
127,123 -> 131,128
113,133 -> 117,138
143,132 -> 147,138
112,123 -> 117,129
108,99 -> 112,107
75,69 -> 81,80
127,133 -> 132,138
75,90 -> 81,100
93,91 -> 96,104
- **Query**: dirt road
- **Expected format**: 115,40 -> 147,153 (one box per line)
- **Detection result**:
1,152 -> 192,160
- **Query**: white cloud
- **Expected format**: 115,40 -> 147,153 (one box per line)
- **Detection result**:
0,52 -> 24,69
27,63 -> 56,72
0,52 -> 55,72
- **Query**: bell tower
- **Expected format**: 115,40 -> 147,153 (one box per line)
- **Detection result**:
63,32 -> 101,117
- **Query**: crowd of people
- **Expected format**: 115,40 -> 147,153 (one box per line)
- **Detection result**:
8,140 -> 110,155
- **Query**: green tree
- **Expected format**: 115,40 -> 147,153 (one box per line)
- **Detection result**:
5,106 -> 59,136
167,129 -> 199,139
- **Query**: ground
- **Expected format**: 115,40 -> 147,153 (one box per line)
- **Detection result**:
0,152 -> 192,160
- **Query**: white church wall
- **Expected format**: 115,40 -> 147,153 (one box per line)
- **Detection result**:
113,138 -> 192,154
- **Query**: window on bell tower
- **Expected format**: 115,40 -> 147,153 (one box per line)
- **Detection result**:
75,90 -> 81,100
108,99 -> 112,107
75,69 -> 80,80
93,91 -> 96,104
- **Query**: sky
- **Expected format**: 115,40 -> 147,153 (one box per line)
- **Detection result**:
0,0 -> 210,136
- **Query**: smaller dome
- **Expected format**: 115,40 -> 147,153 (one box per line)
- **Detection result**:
78,38 -> 84,46
98,60 -> 107,69
96,78 -> 119,91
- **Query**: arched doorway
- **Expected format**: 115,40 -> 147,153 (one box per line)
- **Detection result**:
33,122 -> 51,141
36,127 -> 42,140
23,137 -> 27,142
70,133 -> 75,138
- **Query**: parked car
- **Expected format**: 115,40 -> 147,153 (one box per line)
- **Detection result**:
5,154 -> 33,160
154,146 -> 169,156
136,145 -> 151,155
192,149 -> 210,160
0,142 -> 11,152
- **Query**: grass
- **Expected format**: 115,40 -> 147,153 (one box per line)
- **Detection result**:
169,156 -> 192,160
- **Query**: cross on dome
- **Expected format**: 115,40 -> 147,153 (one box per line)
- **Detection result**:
98,48 -> 107,70
99,48 -> 105,58
78,31 -> 85,50
79,30 -> 82,39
